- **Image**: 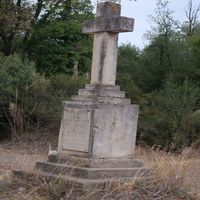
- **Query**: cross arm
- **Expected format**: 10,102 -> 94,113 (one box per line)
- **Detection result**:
82,17 -> 134,34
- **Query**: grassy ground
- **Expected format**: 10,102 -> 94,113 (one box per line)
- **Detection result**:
0,132 -> 200,199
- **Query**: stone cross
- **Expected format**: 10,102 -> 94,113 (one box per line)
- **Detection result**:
35,2 -> 144,186
83,2 -> 134,86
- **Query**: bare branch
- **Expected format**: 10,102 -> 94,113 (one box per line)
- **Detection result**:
16,0 -> 21,7
34,0 -> 44,20
185,0 -> 200,36
40,0 -> 62,22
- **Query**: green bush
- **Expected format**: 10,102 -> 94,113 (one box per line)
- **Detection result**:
187,110 -> 200,147
0,54 -> 88,139
116,73 -> 142,104
0,54 -> 35,138
28,74 -> 87,125
140,78 -> 200,150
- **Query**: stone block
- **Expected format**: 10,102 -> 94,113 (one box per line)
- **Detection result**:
92,104 -> 138,158
96,96 -> 130,104
58,98 -> 138,159
96,2 -> 121,18
71,96 -> 130,105
35,161 -> 149,179
14,167 -> 151,191
85,84 -> 120,91
48,155 -> 143,168
78,88 -> 125,98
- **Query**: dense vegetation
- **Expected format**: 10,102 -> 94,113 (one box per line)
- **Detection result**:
0,0 -> 199,150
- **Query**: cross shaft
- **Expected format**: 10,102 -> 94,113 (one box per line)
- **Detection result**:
83,2 -> 134,85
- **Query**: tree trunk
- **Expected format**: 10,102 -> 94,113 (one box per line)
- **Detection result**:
1,34 -> 14,56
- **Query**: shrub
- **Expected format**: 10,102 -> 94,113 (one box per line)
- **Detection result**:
0,54 -> 35,139
0,54 -> 88,140
187,110 -> 200,147
140,78 -> 200,150
116,73 -> 142,104
29,74 -> 87,125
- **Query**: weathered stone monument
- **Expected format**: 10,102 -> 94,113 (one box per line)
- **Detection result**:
35,2 -> 148,187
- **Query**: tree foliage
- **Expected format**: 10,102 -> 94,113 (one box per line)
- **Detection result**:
115,0 -> 200,149
0,0 -> 200,150
0,0 -> 32,55
28,0 -> 93,75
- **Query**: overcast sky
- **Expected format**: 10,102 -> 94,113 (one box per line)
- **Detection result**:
92,0 -> 200,49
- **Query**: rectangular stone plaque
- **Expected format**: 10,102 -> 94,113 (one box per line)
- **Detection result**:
61,107 -> 92,152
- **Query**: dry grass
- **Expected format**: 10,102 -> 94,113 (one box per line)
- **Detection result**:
137,146 -> 200,197
0,147 -> 199,200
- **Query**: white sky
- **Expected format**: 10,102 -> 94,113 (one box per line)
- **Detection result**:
92,0 -> 200,49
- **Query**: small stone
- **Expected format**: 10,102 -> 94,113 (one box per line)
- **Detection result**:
48,150 -> 58,162
18,187 -> 26,193
48,150 -> 58,156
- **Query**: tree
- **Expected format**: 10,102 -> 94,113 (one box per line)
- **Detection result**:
147,0 -> 175,67
140,0 -> 197,92
134,0 -> 200,149
187,35 -> 200,83
142,78 -> 200,149
26,0 -> 93,75
183,0 -> 200,37
0,0 -> 32,55
117,44 -> 140,84
140,0 -> 175,92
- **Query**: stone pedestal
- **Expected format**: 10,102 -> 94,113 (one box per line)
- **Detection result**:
35,85 -> 149,186
57,84 -> 138,159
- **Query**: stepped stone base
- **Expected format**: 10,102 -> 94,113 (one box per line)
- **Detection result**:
14,168 -> 149,191
71,84 -> 130,105
35,161 -> 149,179
33,156 -> 150,189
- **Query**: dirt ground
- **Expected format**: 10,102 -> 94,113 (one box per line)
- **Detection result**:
0,131 -> 200,199
0,127 -> 58,171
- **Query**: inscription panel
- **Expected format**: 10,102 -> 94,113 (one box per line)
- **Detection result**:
61,107 -> 92,152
